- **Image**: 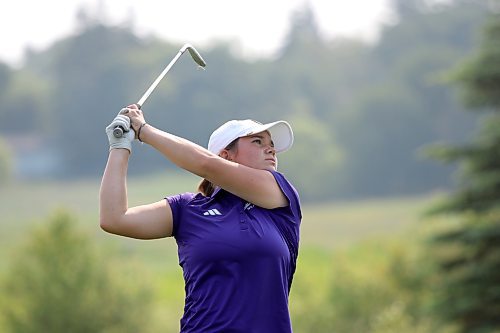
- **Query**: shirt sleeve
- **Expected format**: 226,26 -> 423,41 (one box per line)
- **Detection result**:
269,171 -> 302,290
269,170 -> 302,221
166,192 -> 195,237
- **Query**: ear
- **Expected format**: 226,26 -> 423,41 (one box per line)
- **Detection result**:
219,150 -> 232,161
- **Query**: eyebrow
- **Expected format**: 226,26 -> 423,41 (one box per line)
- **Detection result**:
249,134 -> 275,147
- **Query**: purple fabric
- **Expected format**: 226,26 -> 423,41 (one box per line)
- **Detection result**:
166,171 -> 301,333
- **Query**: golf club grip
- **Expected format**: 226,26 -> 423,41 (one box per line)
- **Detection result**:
113,126 -> 124,138
112,103 -> 142,138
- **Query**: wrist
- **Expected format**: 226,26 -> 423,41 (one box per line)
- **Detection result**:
137,123 -> 153,143
109,147 -> 131,157
109,145 -> 132,154
137,122 -> 148,142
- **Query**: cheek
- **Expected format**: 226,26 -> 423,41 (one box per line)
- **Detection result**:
233,149 -> 260,165
249,149 -> 263,160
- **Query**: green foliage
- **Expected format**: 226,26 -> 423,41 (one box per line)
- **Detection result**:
0,1 -> 491,198
337,83 -> 432,196
291,239 -> 438,333
0,173 -> 456,332
0,137 -> 12,184
0,69 -> 51,134
451,13 -> 500,109
1,209 -> 155,333
0,62 -> 11,101
48,24 -> 149,176
336,0 -> 489,197
279,111 -> 343,200
427,114 -> 500,214
427,12 -> 500,333
429,212 -> 500,333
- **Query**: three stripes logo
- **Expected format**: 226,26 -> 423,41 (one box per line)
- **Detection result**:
203,209 -> 222,216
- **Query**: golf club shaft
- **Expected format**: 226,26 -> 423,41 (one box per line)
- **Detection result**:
113,44 -> 206,138
137,49 -> 184,108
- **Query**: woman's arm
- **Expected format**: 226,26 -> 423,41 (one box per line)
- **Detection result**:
99,144 -> 173,239
137,122 -> 287,209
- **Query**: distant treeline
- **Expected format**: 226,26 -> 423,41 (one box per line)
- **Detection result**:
0,0 -> 492,200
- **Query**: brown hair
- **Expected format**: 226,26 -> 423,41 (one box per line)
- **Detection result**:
197,138 -> 239,196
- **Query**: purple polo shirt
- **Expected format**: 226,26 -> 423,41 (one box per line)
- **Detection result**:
166,171 -> 301,333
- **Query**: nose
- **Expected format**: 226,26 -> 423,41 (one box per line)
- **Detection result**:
265,145 -> 276,155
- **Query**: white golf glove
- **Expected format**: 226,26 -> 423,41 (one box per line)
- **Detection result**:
105,110 -> 135,153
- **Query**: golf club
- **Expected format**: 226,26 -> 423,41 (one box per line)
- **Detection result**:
113,43 -> 206,138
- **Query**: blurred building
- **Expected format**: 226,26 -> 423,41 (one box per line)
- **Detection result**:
4,134 -> 62,179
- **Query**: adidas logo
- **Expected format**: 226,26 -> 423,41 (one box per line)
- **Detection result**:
203,209 -> 222,216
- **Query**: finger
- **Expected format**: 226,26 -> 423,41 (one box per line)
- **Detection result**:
127,104 -> 139,110
119,108 -> 131,115
115,114 -> 131,123
114,121 -> 129,131
113,115 -> 131,129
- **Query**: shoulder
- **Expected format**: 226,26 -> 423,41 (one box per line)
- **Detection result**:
269,171 -> 300,203
166,191 -> 211,209
269,171 -> 298,192
166,191 -> 215,237
268,171 -> 302,220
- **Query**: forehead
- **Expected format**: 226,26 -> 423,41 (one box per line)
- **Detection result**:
240,131 -> 275,147
242,130 -> 272,140
241,131 -> 273,142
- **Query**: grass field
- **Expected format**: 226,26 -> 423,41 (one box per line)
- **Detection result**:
0,171 -> 440,243
0,171 -> 441,269
0,173 -> 446,331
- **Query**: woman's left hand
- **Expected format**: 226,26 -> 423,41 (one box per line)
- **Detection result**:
120,104 -> 147,139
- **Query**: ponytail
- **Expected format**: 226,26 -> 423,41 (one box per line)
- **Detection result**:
197,137 -> 239,197
198,178 -> 217,197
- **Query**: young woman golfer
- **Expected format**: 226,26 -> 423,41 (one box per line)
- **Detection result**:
99,104 -> 302,332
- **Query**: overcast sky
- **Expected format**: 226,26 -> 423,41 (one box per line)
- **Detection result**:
1,0 -> 394,66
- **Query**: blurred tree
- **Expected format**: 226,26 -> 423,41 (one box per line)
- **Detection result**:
426,13 -> 500,333
276,3 -> 335,122
0,69 -> 50,134
49,23 -> 148,176
290,240 -> 437,332
279,110 -> 343,200
0,62 -> 11,100
390,0 -> 428,19
0,137 -> 12,184
280,3 -> 324,56
0,0 -> 490,200
1,209 -> 155,333
336,83 -> 428,197
337,0 -> 489,197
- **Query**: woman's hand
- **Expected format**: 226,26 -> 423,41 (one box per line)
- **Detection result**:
121,104 -> 147,137
105,111 -> 135,153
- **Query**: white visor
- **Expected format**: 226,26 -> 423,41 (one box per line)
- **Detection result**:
208,119 -> 294,155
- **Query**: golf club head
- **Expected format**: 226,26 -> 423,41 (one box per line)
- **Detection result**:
182,43 -> 207,67
113,44 -> 205,138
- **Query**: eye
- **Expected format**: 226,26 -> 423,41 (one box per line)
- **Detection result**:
252,139 -> 262,144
